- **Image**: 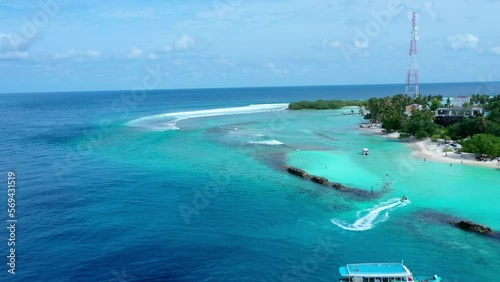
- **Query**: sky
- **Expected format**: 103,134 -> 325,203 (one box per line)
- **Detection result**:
0,0 -> 499,93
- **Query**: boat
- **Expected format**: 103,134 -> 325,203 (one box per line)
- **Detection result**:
363,148 -> 369,156
400,195 -> 408,202
338,262 -> 441,282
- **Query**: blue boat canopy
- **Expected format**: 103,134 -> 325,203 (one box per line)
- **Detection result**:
339,263 -> 411,277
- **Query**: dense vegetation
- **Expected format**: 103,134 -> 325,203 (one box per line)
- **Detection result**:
462,134 -> 500,157
288,99 -> 364,110
364,94 -> 437,134
363,94 -> 500,157
288,94 -> 500,157
399,109 -> 440,139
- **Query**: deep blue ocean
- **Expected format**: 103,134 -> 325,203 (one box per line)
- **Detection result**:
1,82 -> 499,281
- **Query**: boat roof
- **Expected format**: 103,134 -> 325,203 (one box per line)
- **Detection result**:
339,263 -> 411,277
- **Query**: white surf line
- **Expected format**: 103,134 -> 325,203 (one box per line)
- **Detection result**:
127,103 -> 289,131
331,198 -> 410,231
247,140 -> 284,145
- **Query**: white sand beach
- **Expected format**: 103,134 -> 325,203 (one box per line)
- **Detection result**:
360,126 -> 500,169
407,139 -> 500,169
359,126 -> 400,139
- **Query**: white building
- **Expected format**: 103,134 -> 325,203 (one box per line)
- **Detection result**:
453,96 -> 471,107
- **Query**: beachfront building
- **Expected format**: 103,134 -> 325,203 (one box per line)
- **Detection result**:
436,106 -> 484,117
452,96 -> 471,107
435,106 -> 485,126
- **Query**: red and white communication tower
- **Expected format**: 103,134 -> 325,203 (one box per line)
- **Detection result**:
405,12 -> 420,98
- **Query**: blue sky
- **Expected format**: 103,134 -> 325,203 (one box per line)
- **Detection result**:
0,0 -> 499,93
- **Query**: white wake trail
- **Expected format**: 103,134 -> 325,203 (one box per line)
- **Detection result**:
331,198 -> 410,231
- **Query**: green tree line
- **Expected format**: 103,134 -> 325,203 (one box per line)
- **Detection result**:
364,94 -> 500,157
288,94 -> 500,157
288,100 -> 364,110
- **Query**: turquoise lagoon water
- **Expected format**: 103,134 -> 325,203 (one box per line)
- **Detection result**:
0,84 -> 499,281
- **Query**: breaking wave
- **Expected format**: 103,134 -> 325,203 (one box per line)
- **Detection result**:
247,140 -> 284,145
127,103 -> 289,131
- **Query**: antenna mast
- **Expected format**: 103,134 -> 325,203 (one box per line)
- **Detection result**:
405,12 -> 420,98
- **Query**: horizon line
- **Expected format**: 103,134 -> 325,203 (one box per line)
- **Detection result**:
1,81 -> 499,95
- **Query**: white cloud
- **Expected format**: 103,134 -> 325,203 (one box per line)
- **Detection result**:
322,39 -> 340,48
86,50 -> 102,59
100,7 -> 169,19
0,1 -> 39,9
148,53 -> 158,60
0,51 -> 28,59
491,46 -> 500,55
447,33 -> 479,49
174,34 -> 195,50
127,47 -> 143,59
164,45 -> 173,53
164,34 -> 196,53
0,33 -> 31,52
126,75 -> 139,81
266,62 -> 289,75
216,56 -> 236,66
354,38 -> 369,49
172,59 -> 185,66
53,50 -> 77,59
53,49 -> 102,60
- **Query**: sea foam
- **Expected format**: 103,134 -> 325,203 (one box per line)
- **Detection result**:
247,140 -> 284,145
331,198 -> 410,231
127,103 -> 289,131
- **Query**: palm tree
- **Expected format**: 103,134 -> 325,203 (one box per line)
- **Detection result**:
476,113 -> 487,133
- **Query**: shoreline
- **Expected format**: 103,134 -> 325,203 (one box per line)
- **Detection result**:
360,126 -> 500,169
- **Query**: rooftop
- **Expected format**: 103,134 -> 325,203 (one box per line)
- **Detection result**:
339,263 -> 411,277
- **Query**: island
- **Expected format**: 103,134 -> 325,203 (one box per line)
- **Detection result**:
288,94 -> 500,166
